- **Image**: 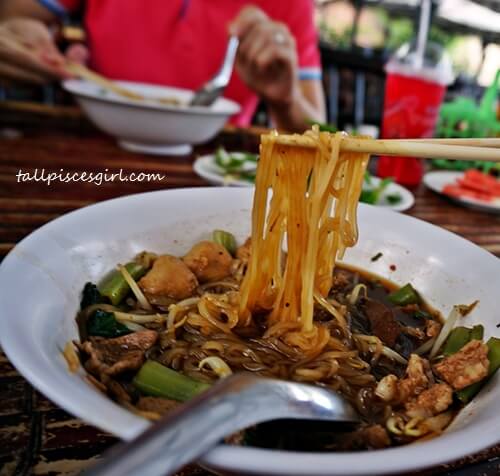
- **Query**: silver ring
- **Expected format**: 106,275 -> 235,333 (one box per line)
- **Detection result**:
274,31 -> 286,45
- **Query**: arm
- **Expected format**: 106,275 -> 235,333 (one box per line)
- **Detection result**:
230,6 -> 325,132
0,0 -> 58,23
268,79 -> 325,133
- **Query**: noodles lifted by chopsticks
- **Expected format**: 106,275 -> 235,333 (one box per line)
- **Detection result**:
239,128 -> 369,351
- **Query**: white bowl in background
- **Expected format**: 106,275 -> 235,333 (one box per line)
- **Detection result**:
0,187 -> 499,475
63,80 -> 240,155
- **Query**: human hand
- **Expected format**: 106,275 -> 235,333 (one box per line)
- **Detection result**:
229,6 -> 299,107
0,17 -> 69,84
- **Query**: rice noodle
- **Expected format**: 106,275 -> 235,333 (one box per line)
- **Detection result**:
239,129 -> 368,354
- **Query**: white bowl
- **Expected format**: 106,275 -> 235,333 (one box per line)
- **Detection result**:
63,80 -> 241,155
0,188 -> 499,475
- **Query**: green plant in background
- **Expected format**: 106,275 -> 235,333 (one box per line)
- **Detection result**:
382,15 -> 414,50
428,25 -> 454,49
318,19 -> 354,48
434,69 -> 500,173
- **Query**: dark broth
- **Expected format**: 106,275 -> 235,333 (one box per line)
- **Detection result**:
237,266 -> 451,452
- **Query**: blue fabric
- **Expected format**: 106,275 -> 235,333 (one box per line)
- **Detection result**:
37,0 -> 67,17
299,68 -> 322,81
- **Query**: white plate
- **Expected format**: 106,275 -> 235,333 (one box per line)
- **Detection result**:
424,170 -> 500,214
63,80 -> 240,156
194,155 -> 415,212
193,154 -> 256,187
0,188 -> 499,475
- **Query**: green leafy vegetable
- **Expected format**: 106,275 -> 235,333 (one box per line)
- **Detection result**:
80,282 -> 106,310
213,229 -> 237,256
133,360 -> 211,401
443,326 -> 472,356
364,171 -> 373,186
307,120 -> 337,133
388,283 -> 421,306
414,309 -> 432,320
239,171 -> 257,183
359,176 -> 394,205
432,159 -> 500,174
386,193 -> 403,205
442,325 -> 484,356
470,324 -> 485,341
215,147 -> 258,172
98,262 -> 147,306
213,147 -> 259,183
87,310 -> 131,338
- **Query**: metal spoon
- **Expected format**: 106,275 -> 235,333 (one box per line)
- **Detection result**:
84,373 -> 358,476
189,35 -> 239,107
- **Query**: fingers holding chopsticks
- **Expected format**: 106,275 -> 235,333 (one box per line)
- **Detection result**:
0,17 -> 68,84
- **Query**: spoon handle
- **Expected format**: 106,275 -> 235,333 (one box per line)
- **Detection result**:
217,35 -> 240,85
83,373 -> 357,476
83,374 -> 277,476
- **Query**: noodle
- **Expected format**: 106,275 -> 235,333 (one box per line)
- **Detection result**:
239,129 -> 369,350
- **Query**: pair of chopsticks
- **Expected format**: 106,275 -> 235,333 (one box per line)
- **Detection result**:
274,135 -> 500,162
64,62 -> 144,100
11,38 -> 145,100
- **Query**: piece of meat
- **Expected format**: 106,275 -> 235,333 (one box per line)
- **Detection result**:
362,425 -> 391,449
331,269 -> 351,291
235,238 -> 251,263
405,383 -> 453,418
363,299 -> 401,347
400,304 -> 420,314
434,339 -> 489,390
399,354 -> 430,400
105,378 -> 133,404
136,396 -> 178,416
78,330 -> 158,377
139,255 -> 198,306
183,241 -> 232,282
375,354 -> 430,404
401,326 -> 425,340
338,424 -> 391,450
425,319 -> 441,338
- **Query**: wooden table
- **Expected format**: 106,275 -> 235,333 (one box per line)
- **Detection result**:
0,104 -> 499,476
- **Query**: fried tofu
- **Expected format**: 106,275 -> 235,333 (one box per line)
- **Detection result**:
405,383 -> 453,418
434,339 -> 489,390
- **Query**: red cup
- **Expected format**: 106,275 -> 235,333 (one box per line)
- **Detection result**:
377,72 -> 446,187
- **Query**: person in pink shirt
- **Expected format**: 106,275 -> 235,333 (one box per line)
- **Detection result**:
0,1 -> 325,131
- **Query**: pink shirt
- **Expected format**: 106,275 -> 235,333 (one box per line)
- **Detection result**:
41,0 -> 322,125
